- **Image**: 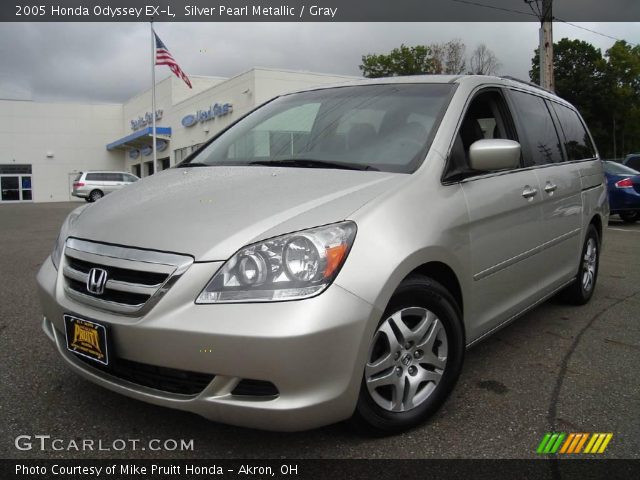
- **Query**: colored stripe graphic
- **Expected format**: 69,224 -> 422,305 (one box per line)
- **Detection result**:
538,433 -> 613,454
559,433 -> 575,454
574,433 -> 589,453
537,433 -> 566,454
584,433 -> 614,454
537,433 -> 552,454
550,433 -> 565,453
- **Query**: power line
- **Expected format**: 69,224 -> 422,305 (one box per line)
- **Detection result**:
554,19 -> 637,46
448,0 -> 636,47
448,0 -> 538,18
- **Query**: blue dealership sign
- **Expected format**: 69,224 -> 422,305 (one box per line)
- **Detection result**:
181,114 -> 197,127
181,102 -> 233,128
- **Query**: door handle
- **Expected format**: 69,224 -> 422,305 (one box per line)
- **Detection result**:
544,182 -> 557,194
522,186 -> 538,199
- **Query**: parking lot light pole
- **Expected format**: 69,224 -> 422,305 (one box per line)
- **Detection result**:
150,20 -> 157,176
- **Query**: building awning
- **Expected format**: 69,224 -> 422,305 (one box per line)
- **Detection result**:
106,127 -> 171,151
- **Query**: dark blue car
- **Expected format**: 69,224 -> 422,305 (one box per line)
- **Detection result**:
603,160 -> 640,223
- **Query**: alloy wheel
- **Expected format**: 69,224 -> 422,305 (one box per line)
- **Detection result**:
365,307 -> 448,412
582,237 -> 597,292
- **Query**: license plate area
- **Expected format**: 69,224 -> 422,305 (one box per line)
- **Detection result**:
64,314 -> 109,366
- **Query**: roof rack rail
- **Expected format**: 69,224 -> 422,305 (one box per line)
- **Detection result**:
500,76 -> 555,95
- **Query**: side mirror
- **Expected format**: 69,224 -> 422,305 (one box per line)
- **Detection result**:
469,139 -> 521,171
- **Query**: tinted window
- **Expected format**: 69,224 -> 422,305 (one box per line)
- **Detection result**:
551,103 -> 596,160
85,173 -> 104,181
626,156 -> 640,171
101,173 -> 121,182
604,161 -> 639,175
188,84 -> 455,174
510,90 -> 563,166
124,174 -> 138,182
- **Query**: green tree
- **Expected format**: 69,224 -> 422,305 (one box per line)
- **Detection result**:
605,41 -> 640,157
530,38 -> 640,158
359,44 -> 439,78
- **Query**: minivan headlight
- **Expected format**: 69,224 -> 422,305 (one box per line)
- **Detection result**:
51,205 -> 87,270
196,221 -> 357,303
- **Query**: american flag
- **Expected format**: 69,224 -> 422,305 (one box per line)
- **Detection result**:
154,32 -> 192,89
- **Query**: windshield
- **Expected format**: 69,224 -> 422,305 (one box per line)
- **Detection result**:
604,161 -> 639,176
182,84 -> 455,174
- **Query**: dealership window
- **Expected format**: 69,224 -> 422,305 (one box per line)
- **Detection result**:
145,161 -> 155,176
174,143 -> 205,164
0,164 -> 32,175
132,164 -> 141,178
160,158 -> 170,170
0,164 -> 33,202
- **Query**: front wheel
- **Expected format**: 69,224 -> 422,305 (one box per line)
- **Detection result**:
619,211 -> 638,223
560,225 -> 600,305
351,276 -> 464,435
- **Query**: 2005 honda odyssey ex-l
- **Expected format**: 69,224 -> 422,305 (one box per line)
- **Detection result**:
37,75 -> 608,434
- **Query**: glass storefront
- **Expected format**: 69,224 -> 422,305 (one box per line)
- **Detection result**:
0,165 -> 32,202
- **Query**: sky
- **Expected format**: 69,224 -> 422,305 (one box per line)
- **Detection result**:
0,22 -> 638,103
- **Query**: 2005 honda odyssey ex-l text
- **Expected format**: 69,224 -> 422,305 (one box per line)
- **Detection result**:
37,75 -> 608,434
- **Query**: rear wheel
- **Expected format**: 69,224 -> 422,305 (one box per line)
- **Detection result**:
351,276 -> 464,435
89,189 -> 103,202
560,225 -> 600,305
619,211 -> 638,223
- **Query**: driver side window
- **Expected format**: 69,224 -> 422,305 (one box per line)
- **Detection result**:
444,90 -> 517,182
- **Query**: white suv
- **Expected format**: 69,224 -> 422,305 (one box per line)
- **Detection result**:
72,171 -> 139,202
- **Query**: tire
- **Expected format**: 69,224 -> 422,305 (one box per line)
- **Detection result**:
619,211 -> 638,223
560,225 -> 600,305
89,190 -> 103,202
84,198 -> 91,203
350,275 -> 465,435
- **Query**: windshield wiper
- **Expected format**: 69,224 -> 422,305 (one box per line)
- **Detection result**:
248,159 -> 379,171
176,162 -> 211,168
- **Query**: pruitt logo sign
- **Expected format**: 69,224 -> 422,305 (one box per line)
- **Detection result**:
536,433 -> 613,454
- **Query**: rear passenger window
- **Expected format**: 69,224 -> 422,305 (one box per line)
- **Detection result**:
509,90 -> 563,166
85,173 -> 102,181
550,103 -> 596,160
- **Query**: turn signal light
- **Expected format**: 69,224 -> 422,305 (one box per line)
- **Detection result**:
615,178 -> 633,188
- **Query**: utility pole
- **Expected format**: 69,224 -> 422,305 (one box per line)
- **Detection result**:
526,0 -> 554,91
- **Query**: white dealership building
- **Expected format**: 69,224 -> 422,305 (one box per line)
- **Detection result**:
0,68 -> 353,203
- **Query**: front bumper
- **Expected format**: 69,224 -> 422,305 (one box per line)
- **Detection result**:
37,256 -> 380,431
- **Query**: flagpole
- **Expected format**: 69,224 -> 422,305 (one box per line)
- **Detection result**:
150,20 -> 157,176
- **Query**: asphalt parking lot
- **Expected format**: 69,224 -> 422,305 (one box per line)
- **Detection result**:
0,202 -> 638,459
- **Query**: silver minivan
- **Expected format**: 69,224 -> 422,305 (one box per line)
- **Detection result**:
38,76 -> 608,434
72,171 -> 139,202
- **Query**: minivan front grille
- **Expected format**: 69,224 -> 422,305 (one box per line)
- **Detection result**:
62,238 -> 193,316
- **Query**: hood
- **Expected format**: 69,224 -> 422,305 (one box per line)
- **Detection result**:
71,166 -> 405,261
